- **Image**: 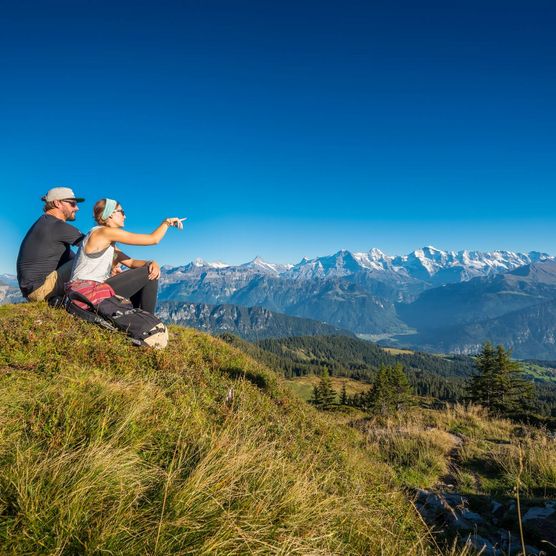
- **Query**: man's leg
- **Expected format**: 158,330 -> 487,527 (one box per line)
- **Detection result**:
27,270 -> 59,302
27,261 -> 74,302
105,267 -> 158,314
52,260 -> 75,298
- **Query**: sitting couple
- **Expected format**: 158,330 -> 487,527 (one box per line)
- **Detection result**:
17,187 -> 185,314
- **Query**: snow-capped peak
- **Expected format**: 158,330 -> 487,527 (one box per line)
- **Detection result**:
160,247 -> 554,288
192,258 -> 229,269
368,248 -> 387,259
207,260 -> 230,269
242,256 -> 287,275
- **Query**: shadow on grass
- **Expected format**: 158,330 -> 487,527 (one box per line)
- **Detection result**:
220,366 -> 274,393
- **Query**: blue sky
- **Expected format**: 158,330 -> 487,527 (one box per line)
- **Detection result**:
1,0 -> 555,273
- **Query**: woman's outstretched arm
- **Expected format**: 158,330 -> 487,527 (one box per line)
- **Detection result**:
86,218 -> 186,254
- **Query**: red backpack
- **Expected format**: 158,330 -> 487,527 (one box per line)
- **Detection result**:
64,280 -> 168,349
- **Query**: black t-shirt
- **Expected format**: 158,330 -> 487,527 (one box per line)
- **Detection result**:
16,214 -> 85,297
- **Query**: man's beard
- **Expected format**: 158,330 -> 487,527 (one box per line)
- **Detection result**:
66,212 -> 76,221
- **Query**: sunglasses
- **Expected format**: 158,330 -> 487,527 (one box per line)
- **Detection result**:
62,200 -> 78,207
113,209 -> 125,216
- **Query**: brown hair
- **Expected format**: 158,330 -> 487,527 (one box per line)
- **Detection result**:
93,199 -> 120,225
43,201 -> 57,212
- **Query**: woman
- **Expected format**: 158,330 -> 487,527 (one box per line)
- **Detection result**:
69,198 -> 185,314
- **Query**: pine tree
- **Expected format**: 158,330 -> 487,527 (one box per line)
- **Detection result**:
318,369 -> 337,410
368,364 -> 412,415
468,342 -> 535,416
340,382 -> 348,406
311,383 -> 322,407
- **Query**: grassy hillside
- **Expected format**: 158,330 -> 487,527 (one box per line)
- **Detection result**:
287,374 -> 556,497
0,303 -> 435,555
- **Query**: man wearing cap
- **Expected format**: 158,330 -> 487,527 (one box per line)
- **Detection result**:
17,187 -> 86,302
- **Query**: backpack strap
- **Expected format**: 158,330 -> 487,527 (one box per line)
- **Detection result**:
65,290 -> 97,312
63,291 -> 117,331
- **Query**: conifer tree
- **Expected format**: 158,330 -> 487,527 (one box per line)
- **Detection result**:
468,342 -> 534,415
340,382 -> 348,406
311,383 -> 322,407
368,364 -> 412,415
318,369 -> 337,410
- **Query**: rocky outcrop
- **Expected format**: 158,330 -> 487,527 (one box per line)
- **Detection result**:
415,490 -> 556,555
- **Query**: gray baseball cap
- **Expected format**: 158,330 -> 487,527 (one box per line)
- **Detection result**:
41,187 -> 85,203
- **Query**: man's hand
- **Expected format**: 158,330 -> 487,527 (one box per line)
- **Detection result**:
148,260 -> 160,280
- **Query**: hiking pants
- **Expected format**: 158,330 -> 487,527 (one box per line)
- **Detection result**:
105,266 -> 158,314
27,260 -> 74,302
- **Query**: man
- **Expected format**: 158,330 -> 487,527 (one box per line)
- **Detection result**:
17,187 -> 85,302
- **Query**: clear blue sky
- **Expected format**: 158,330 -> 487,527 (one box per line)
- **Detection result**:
1,0 -> 555,273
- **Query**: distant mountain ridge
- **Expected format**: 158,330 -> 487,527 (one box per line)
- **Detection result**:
162,247 -> 550,285
157,301 -> 354,341
4,247 -> 556,358
400,299 -> 556,360
394,260 -> 556,359
158,247 -> 551,336
399,260 -> 556,330
0,275 -> 23,305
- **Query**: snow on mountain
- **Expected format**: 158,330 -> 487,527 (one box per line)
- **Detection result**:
191,258 -> 230,269
240,257 -> 291,275
161,247 -> 553,285
352,249 -> 393,271
389,247 -> 551,281
156,247 -> 554,337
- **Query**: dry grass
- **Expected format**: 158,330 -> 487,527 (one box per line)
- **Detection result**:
357,404 -> 556,499
360,410 -> 457,489
0,303 -> 439,555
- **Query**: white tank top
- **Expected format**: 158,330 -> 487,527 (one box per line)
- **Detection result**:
71,226 -> 115,283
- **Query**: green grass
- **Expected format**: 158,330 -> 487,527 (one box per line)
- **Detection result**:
0,303 -> 435,555
358,412 -> 455,489
381,347 -> 415,355
286,375 -> 370,402
521,362 -> 556,383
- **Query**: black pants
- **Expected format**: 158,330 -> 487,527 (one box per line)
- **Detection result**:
105,266 -> 158,314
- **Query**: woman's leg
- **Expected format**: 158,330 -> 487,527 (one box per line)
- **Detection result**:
105,267 -> 158,314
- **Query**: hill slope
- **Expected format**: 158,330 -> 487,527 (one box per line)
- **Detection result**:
0,303 -> 431,555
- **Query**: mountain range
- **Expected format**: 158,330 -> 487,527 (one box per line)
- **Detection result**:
162,247 -> 548,292
157,247 -> 555,356
4,246 -> 556,358
395,260 -> 556,358
0,277 -> 22,305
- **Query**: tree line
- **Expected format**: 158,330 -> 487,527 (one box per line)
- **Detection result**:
219,333 -> 556,418
311,342 -> 538,421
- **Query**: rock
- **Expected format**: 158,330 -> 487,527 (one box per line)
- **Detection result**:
523,514 -> 556,555
522,505 -> 556,522
461,509 -> 484,523
465,534 -> 500,555
491,500 -> 504,516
